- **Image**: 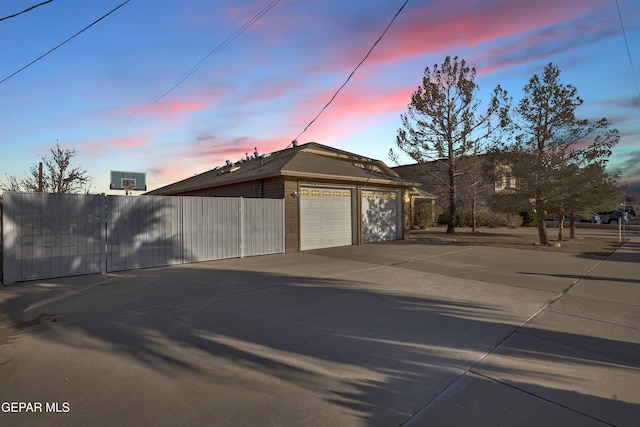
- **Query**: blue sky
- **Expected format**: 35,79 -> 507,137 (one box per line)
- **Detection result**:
1,0 -> 639,196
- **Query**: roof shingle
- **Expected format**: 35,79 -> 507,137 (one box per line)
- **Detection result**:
147,142 -> 418,195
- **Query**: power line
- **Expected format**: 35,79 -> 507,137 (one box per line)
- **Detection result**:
291,0 -> 411,145
616,0 -> 640,99
118,0 -> 281,127
0,1 -> 130,86
0,0 -> 53,22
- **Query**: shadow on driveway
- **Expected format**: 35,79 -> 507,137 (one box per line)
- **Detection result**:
1,258 -> 638,426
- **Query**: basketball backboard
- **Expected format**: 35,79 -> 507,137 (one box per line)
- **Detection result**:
110,171 -> 146,192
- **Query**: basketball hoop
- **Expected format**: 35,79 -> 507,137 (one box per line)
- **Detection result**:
110,171 -> 145,194
121,178 -> 137,195
124,182 -> 135,195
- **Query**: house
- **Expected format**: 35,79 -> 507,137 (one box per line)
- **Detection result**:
147,142 -> 421,252
392,156 -> 515,210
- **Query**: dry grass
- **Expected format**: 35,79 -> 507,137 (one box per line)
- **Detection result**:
411,226 -> 625,257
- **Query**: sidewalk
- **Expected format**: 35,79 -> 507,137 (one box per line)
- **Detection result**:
406,233 -> 640,426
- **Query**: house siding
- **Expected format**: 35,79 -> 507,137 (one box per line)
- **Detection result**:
283,179 -> 299,253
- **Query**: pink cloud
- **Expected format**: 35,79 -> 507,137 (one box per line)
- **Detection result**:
313,0 -> 607,74
147,134 -> 293,189
124,100 -> 206,120
283,83 -> 420,146
86,135 -> 149,155
242,79 -> 305,104
595,96 -> 640,109
148,166 -> 196,189
112,136 -> 148,147
189,134 -> 290,162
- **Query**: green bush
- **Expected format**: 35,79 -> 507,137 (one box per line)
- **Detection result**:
414,203 -> 442,228
439,206 -> 523,228
518,210 -> 537,227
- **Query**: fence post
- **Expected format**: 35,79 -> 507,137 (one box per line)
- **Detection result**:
100,194 -> 107,274
180,196 -> 184,264
282,198 -> 286,254
239,197 -> 244,258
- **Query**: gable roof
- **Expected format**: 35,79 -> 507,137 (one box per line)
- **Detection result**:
147,142 -> 418,195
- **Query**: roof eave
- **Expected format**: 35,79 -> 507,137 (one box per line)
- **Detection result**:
280,170 -> 416,187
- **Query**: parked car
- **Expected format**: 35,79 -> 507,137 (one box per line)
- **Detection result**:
588,212 -> 601,224
597,210 -> 628,224
547,213 -> 600,224
548,214 -> 583,223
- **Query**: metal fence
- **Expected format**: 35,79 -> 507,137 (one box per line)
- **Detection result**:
2,193 -> 285,284
107,195 -> 183,272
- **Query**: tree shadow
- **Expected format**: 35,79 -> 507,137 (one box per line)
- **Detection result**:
1,263 -> 637,425
574,238 -> 639,263
518,271 -> 640,285
418,369 -> 637,426
362,194 -> 399,243
106,195 -> 188,271
2,192 -> 104,283
2,193 -> 196,284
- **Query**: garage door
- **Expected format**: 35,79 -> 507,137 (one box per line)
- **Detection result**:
362,190 -> 399,243
300,187 -> 352,250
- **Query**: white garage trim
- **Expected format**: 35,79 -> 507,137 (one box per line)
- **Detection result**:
361,189 -> 399,243
299,186 -> 353,250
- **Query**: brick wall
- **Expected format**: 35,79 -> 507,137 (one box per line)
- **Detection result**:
283,179 -> 299,252
262,177 -> 285,199
179,177 -> 285,199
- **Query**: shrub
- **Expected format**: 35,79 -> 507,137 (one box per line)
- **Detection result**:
439,207 -> 523,228
414,203 -> 442,228
518,210 -> 537,227
503,213 -> 524,228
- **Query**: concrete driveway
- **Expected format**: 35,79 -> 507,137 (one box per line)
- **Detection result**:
1,234 -> 638,426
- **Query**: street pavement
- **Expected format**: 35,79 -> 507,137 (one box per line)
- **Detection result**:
1,229 -> 638,426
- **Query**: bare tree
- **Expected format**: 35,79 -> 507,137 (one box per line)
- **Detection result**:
3,142 -> 92,194
0,173 -> 24,192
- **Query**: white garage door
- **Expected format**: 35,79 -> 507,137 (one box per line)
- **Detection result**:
362,190 -> 399,243
300,187 -> 352,250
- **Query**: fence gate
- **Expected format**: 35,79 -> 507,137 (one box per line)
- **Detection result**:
106,195 -> 183,272
2,192 -> 105,284
2,193 -> 285,285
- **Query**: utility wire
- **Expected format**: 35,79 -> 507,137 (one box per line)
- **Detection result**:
616,0 -> 640,99
118,0 -> 280,127
0,0 -> 53,22
291,0 -> 410,145
0,1 -> 130,86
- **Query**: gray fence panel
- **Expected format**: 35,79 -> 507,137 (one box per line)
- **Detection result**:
107,195 -> 182,271
182,197 -> 240,262
3,193 -> 285,284
2,192 -> 104,284
2,192 -> 17,284
242,198 -> 285,257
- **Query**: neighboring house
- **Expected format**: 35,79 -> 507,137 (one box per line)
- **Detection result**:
147,142 -> 421,252
392,156 -> 517,210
